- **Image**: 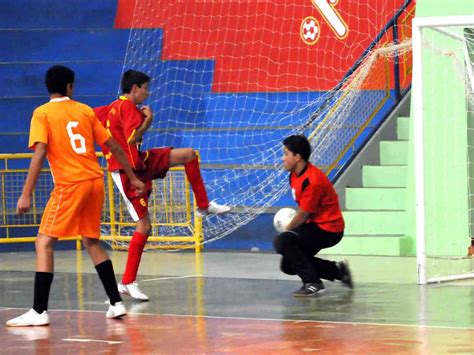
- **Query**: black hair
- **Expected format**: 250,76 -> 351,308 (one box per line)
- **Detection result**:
45,65 -> 75,96
121,70 -> 150,94
283,135 -> 311,162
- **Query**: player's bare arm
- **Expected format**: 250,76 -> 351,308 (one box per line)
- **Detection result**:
129,106 -> 153,145
17,142 -> 47,214
104,137 -> 146,195
286,209 -> 311,231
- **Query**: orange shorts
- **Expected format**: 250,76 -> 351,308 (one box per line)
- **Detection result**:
39,177 -> 104,239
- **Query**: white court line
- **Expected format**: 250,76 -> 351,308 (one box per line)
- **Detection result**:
63,338 -> 122,345
158,313 -> 474,331
3,307 -> 473,331
142,275 -> 201,282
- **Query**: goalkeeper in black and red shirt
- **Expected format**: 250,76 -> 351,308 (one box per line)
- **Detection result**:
274,135 -> 353,297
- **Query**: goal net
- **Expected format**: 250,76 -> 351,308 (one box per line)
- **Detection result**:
413,16 -> 474,284
107,0 -> 414,249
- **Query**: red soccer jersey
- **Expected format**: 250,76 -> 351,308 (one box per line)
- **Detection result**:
94,96 -> 145,171
290,163 -> 345,233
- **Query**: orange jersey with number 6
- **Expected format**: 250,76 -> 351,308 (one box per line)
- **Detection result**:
29,97 -> 111,185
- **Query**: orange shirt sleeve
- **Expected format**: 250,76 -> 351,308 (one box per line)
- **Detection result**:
28,108 -> 48,150
91,112 -> 111,146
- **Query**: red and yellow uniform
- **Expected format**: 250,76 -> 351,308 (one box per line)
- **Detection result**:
29,97 -> 111,238
290,162 -> 344,233
94,97 -> 171,221
94,96 -> 146,172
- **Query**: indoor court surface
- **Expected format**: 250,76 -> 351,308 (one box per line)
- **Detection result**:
0,250 -> 473,354
2,0 -> 474,354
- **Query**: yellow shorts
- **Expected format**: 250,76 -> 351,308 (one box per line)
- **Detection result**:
39,177 -> 104,239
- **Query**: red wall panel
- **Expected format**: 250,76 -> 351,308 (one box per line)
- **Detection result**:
115,0 -> 407,92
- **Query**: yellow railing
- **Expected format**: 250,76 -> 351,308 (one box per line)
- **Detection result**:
0,153 -> 203,252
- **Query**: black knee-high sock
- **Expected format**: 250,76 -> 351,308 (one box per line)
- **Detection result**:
95,259 -> 122,305
33,272 -> 54,314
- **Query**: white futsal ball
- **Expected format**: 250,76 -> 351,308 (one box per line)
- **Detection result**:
273,208 -> 296,233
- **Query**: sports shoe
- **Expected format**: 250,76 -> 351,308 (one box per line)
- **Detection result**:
293,282 -> 326,297
195,201 -> 231,218
118,281 -> 149,301
6,309 -> 50,327
106,301 -> 127,319
338,260 -> 353,289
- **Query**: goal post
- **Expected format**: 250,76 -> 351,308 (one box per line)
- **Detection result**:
412,15 -> 474,284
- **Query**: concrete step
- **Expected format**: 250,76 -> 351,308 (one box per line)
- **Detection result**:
345,187 -> 405,210
343,210 -> 406,235
319,234 -> 412,256
397,116 -> 409,140
380,141 -> 408,165
362,165 -> 407,187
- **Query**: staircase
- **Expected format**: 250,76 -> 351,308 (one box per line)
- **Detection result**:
322,115 -> 412,256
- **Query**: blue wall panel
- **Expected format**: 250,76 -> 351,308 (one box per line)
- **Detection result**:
141,128 -> 288,165
204,92 -> 325,128
0,62 -> 123,97
0,134 -> 29,153
206,213 -> 276,251
0,30 -> 130,62
0,0 -> 118,29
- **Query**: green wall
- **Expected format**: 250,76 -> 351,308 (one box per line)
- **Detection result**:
405,0 -> 474,256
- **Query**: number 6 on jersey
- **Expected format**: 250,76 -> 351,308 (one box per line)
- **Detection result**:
66,121 -> 86,154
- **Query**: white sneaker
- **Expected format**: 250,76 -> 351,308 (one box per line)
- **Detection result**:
118,281 -> 149,301
195,201 -> 231,218
106,301 -> 127,319
6,309 -> 50,327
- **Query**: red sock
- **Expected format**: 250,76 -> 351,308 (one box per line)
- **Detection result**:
122,231 -> 148,284
184,157 -> 209,209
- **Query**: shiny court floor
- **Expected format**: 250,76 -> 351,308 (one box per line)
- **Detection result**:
0,250 -> 473,353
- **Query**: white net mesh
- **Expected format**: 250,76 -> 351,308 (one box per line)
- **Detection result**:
100,168 -> 202,250
106,0 -> 414,249
418,24 -> 474,282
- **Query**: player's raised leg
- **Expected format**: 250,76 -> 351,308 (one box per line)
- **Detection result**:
167,148 -> 231,217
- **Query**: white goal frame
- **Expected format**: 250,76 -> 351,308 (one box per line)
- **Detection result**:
413,15 -> 474,285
